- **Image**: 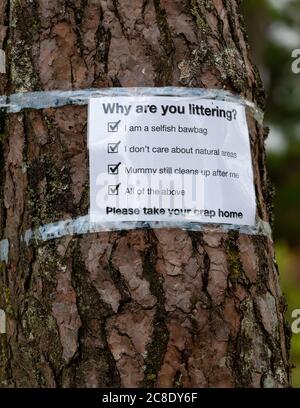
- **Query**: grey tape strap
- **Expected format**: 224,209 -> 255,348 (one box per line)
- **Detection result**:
0,216 -> 272,263
24,216 -> 272,244
22,216 -> 272,244
0,87 -> 264,124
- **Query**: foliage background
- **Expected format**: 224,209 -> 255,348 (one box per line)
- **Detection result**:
244,0 -> 300,387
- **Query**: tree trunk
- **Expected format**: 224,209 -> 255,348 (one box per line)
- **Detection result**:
0,0 -> 290,388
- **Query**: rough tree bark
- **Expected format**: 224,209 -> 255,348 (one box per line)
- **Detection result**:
0,0 -> 290,388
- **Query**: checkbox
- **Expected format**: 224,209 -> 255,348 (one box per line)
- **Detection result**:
108,120 -> 121,132
108,162 -> 121,175
107,141 -> 121,153
108,183 -> 121,195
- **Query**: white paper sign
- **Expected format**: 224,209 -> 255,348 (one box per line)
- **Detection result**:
88,96 -> 256,225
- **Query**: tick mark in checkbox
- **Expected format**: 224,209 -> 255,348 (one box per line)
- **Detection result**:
107,141 -> 121,153
108,183 -> 121,195
108,162 -> 121,175
108,120 -> 121,132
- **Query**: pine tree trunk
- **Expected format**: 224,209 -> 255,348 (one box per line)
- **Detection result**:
0,0 -> 290,388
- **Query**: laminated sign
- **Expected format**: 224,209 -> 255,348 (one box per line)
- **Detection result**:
88,95 -> 256,226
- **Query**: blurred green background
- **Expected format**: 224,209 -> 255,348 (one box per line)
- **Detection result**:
243,0 -> 300,387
